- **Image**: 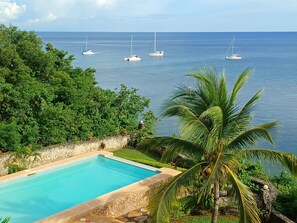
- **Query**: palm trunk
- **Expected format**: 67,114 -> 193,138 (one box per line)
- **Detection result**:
211,179 -> 220,223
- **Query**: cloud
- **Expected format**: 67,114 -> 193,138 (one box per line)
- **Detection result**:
45,13 -> 58,22
90,0 -> 116,8
0,0 -> 26,22
27,12 -> 58,24
27,17 -> 40,24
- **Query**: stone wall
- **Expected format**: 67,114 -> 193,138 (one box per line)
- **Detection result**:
0,136 -> 129,176
252,178 -> 295,223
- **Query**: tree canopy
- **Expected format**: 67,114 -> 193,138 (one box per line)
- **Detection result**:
0,25 -> 156,151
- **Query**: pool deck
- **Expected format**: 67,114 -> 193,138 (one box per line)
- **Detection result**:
0,150 -> 181,223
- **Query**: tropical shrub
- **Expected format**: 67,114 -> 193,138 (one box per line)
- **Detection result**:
0,25 -> 157,151
271,171 -> 297,221
238,160 -> 268,191
170,196 -> 197,220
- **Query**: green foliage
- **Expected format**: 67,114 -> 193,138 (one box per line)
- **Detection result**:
271,171 -> 297,221
0,217 -> 11,223
271,171 -> 296,191
0,25 -> 157,151
0,122 -> 21,152
171,196 -> 197,220
142,110 -> 159,135
6,146 -> 41,173
7,163 -> 26,174
238,160 -> 267,191
129,111 -> 159,147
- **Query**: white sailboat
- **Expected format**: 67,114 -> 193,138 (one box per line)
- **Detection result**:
149,32 -> 164,57
225,36 -> 242,60
82,36 -> 95,55
124,35 -> 141,61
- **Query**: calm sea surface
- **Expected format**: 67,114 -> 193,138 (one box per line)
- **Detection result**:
37,32 -> 297,156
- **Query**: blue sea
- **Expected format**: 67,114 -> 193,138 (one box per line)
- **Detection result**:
37,32 -> 297,156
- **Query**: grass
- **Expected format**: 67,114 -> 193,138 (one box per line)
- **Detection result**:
172,215 -> 239,223
113,148 -> 186,172
113,148 -> 158,162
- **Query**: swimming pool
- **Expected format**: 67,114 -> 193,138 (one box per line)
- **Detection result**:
0,155 -> 158,223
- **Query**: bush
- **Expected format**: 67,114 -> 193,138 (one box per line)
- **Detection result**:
171,196 -> 197,220
0,122 -> 21,152
271,171 -> 297,222
7,164 -> 26,174
237,160 -> 267,191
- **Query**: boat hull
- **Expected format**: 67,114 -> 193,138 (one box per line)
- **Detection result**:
124,55 -> 141,61
149,51 -> 164,57
82,50 -> 95,55
225,54 -> 242,60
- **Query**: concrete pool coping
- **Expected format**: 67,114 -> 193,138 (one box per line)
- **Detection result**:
0,150 -> 181,223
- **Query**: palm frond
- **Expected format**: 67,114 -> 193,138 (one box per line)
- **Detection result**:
161,100 -> 197,119
179,119 -> 210,146
230,69 -> 253,105
219,73 -> 228,105
188,69 -> 219,105
239,89 -> 264,115
226,122 -> 278,150
175,85 -> 209,111
224,164 -> 261,223
0,217 -> 11,223
199,106 -> 223,131
239,148 -> 297,177
149,162 -> 206,223
223,89 -> 263,141
139,137 -> 205,162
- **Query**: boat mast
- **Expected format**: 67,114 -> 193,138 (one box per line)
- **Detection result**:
154,32 -> 157,52
231,36 -> 235,55
130,35 -> 133,55
85,36 -> 88,51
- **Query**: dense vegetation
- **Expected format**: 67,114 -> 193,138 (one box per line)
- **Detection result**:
271,171 -> 297,222
0,25 -> 156,152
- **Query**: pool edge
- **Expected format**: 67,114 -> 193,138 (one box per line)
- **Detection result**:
0,150 -> 180,223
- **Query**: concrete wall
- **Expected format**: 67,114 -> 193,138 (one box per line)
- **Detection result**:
0,136 -> 129,176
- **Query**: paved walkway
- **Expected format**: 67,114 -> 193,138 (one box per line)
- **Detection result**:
74,216 -> 123,223
75,207 -> 149,223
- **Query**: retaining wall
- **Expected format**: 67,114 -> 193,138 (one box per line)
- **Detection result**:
0,136 -> 129,176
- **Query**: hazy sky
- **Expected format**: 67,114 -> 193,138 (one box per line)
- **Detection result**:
0,0 -> 297,32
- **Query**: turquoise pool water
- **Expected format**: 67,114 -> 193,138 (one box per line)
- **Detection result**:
0,156 -> 158,223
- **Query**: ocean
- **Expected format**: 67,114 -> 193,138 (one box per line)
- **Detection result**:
37,32 -> 297,156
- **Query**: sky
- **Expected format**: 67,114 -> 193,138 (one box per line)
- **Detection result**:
0,0 -> 297,32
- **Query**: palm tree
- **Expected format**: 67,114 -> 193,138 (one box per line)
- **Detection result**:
141,68 -> 297,223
